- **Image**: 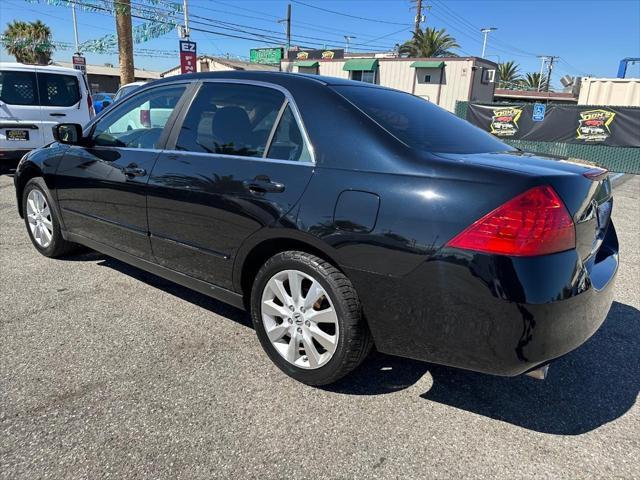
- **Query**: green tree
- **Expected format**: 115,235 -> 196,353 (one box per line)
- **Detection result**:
520,72 -> 549,91
498,61 -> 521,88
399,27 -> 459,58
3,20 -> 54,64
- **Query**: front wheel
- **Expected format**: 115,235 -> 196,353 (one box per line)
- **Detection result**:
251,251 -> 373,386
22,178 -> 77,258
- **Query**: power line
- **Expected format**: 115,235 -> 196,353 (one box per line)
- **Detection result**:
291,0 -> 412,26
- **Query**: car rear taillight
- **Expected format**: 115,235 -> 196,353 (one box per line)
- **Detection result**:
87,94 -> 95,117
446,185 -> 575,256
140,109 -> 151,128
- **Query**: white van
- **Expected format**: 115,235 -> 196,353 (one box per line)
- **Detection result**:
0,62 -> 94,164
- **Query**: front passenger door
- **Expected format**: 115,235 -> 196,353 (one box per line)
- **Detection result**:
55,84 -> 187,260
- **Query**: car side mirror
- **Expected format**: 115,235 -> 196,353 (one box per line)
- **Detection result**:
53,123 -> 84,145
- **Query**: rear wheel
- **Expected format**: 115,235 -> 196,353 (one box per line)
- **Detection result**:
251,251 -> 373,386
22,178 -> 77,258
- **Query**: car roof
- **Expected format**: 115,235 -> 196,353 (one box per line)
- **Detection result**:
0,62 -> 83,75
153,70 -> 388,90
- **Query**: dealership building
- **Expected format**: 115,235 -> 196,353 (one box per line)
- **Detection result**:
280,51 -> 498,112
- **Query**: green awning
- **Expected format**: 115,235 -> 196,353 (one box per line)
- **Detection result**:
295,61 -> 319,68
343,58 -> 379,71
410,61 -> 444,69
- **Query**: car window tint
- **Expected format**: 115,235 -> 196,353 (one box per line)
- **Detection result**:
333,85 -> 514,154
267,105 -> 311,162
176,83 -> 285,158
0,70 -> 38,105
37,73 -> 80,107
93,85 -> 185,149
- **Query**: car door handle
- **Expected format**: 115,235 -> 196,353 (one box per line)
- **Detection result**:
123,164 -> 147,177
49,113 -> 66,117
243,176 -> 285,194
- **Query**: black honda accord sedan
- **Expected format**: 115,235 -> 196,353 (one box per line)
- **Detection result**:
14,71 -> 618,385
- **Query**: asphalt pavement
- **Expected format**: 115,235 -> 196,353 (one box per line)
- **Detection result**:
1,173 -> 638,479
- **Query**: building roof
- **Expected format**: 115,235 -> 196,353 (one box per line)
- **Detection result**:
494,88 -> 578,102
161,55 -> 279,76
54,61 -> 161,79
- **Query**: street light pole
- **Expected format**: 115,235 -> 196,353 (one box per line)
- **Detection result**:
183,0 -> 190,39
344,35 -> 355,54
537,55 -> 548,91
480,27 -> 497,58
71,0 -> 80,54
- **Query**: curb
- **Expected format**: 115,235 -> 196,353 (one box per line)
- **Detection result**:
610,173 -> 632,189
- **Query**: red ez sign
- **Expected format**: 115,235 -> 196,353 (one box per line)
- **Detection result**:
179,40 -> 197,74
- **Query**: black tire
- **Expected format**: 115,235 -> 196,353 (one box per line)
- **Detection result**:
22,177 -> 77,258
251,251 -> 373,386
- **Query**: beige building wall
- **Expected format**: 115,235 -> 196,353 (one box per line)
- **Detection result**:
578,78 -> 640,106
281,57 -> 496,112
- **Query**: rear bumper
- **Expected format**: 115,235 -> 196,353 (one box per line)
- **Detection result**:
348,223 -> 619,376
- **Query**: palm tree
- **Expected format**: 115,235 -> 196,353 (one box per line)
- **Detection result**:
3,20 -> 54,64
498,61 -> 521,88
520,72 -> 549,91
399,27 -> 459,58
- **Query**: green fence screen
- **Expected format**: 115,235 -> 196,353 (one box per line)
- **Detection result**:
455,101 -> 639,174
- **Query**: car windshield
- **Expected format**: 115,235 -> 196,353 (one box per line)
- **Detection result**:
333,85 -> 514,154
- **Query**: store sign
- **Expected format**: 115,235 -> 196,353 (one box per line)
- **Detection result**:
179,40 -> 197,74
466,103 -> 640,147
250,48 -> 284,65
286,49 -> 344,61
72,55 -> 86,75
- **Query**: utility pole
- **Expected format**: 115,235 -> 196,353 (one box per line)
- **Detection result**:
545,56 -> 558,92
414,0 -> 422,34
286,3 -> 291,53
182,0 -> 190,39
537,55 -> 547,91
344,35 -> 356,54
480,27 -> 497,58
115,0 -> 135,85
71,0 -> 80,54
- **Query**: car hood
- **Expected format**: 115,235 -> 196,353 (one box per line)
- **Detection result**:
431,150 -> 598,178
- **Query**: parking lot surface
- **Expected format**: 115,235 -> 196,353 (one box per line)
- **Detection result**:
1,173 -> 638,479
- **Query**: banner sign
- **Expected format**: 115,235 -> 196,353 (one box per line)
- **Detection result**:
466,103 -> 640,147
179,40 -> 197,74
286,48 -> 344,61
72,55 -> 86,75
250,48 -> 284,65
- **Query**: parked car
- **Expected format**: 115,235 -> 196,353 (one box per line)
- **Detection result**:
113,81 -> 145,103
92,92 -> 114,113
14,72 -> 618,386
0,62 -> 93,166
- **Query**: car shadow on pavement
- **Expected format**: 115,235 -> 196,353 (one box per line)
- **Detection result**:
66,251 -> 638,435
331,301 -> 639,435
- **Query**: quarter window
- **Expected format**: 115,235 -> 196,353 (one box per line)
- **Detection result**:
37,73 -> 80,107
175,83 -> 286,158
267,105 -> 311,162
0,70 -> 37,105
92,84 -> 185,149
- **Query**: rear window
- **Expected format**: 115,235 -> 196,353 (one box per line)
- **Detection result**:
333,85 -> 514,154
0,70 -> 38,105
37,73 -> 81,107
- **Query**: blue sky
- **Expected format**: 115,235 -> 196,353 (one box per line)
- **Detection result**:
1,0 -> 639,83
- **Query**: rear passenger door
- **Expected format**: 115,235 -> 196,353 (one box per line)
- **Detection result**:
37,71 -> 87,144
0,67 -> 44,150
146,81 -> 315,290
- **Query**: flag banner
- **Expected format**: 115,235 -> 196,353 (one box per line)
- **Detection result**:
466,103 -> 640,148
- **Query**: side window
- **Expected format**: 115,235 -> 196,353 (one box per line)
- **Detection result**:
37,73 -> 80,107
92,85 -> 185,149
0,70 -> 38,105
175,83 -> 285,158
267,105 -> 311,162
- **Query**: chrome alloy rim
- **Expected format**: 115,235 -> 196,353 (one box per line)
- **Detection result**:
26,189 -> 53,248
261,269 -> 339,369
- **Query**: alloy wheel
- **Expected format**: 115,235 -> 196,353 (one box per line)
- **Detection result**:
261,269 -> 339,369
26,189 -> 53,248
